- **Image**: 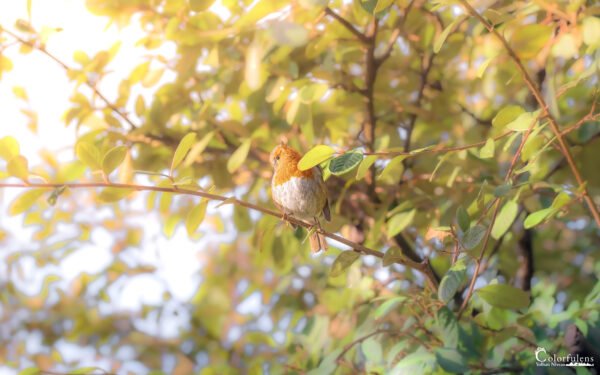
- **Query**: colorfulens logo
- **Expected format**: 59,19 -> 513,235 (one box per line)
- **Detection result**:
535,347 -> 595,367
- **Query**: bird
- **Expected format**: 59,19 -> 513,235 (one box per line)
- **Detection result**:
270,143 -> 331,252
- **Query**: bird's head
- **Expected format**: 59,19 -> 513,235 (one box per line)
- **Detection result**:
270,143 -> 301,170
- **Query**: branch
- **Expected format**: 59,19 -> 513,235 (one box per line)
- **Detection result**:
515,228 -> 533,291
324,7 -> 369,44
364,130 -> 512,157
459,103 -> 493,126
458,0 -> 600,228
403,52 -> 434,158
363,17 -> 379,197
3,28 -> 139,131
0,181 -> 439,288
458,113 -> 541,317
335,328 -> 429,366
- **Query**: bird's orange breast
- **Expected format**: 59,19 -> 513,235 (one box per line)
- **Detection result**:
273,158 -> 313,186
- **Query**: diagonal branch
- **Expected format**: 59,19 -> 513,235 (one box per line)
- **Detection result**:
458,113 -> 541,317
458,0 -> 600,228
3,28 -> 139,131
0,181 -> 439,288
324,7 -> 369,44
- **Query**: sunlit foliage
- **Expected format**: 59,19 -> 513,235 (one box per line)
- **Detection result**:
1,0 -> 599,373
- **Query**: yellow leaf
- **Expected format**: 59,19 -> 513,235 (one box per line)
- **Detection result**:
0,136 -> 20,161
492,105 -> 524,128
189,0 -> 215,11
98,187 -> 133,202
297,145 -> 335,171
76,142 -> 102,170
356,155 -> 377,180
9,189 -> 45,215
510,24 -> 552,59
186,200 -> 208,236
227,139 -> 251,173
170,132 -> 197,174
135,95 -> 145,117
184,131 -> 215,167
102,146 -> 128,176
7,155 -> 29,181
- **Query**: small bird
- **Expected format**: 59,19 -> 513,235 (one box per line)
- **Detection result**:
270,143 -> 330,252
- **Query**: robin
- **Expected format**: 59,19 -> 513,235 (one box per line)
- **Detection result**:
270,143 -> 331,252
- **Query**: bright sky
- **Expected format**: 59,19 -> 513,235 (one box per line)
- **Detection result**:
0,1 -> 244,372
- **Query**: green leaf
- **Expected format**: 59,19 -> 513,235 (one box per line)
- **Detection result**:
433,15 -> 466,53
382,246 -> 405,266
462,224 -> 486,250
7,155 -> 29,181
356,155 -> 377,180
186,200 -> 208,236
378,155 -> 407,182
102,146 -> 127,176
299,84 -> 328,104
9,189 -> 45,215
479,138 -> 495,159
0,136 -> 20,161
392,352 -> 436,372
328,152 -> 363,175
330,251 -> 360,277
435,348 -> 468,373
506,111 -> 539,132
184,131 -> 215,167
362,338 -> 383,363
170,132 -> 197,174
477,283 -> 530,310
551,192 -> 570,210
477,56 -> 493,78
493,183 -> 511,197
492,105 -> 524,128
491,201 -> 519,240
387,209 -> 416,238
374,296 -> 406,319
510,24 -> 553,59
76,142 -> 102,171
521,134 -> 544,161
523,207 -> 554,229
374,0 -> 395,13
98,187 -> 133,202
297,145 -> 335,171
18,368 -> 41,375
227,139 -> 252,173
438,259 -> 468,304
269,22 -> 309,47
189,0 -> 215,11
437,307 -> 459,349
456,206 -> 470,232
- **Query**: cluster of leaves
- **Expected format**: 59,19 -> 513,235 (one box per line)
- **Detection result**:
1,0 -> 600,374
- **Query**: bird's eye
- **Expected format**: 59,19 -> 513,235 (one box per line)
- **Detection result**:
275,155 -> 280,161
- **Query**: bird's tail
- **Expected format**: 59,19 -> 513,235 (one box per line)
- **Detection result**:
309,232 -> 328,253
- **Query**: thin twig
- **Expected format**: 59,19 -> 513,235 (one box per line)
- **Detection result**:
458,113 -> 541,317
0,181 -> 439,287
324,7 -> 369,44
458,0 -> 600,228
365,130 -> 512,157
4,28 -> 138,130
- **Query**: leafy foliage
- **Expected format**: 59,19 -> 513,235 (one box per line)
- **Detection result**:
1,0 -> 600,374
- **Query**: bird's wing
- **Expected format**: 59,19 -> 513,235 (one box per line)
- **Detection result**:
314,165 -> 331,222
